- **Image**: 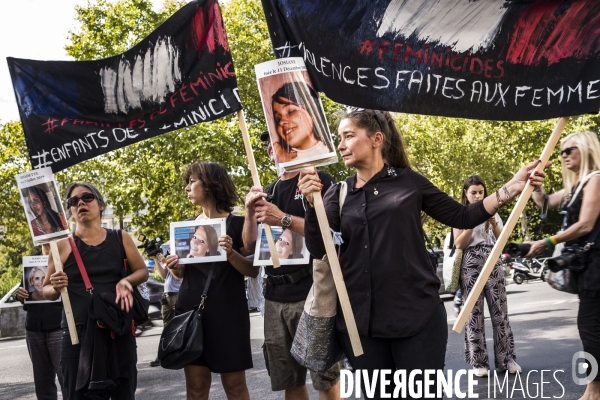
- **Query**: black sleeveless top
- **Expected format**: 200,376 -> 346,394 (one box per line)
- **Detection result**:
563,182 -> 600,292
61,229 -> 124,328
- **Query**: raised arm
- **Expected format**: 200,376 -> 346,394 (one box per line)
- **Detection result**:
532,188 -> 566,210
526,175 -> 600,257
241,186 -> 264,256
42,238 -> 71,301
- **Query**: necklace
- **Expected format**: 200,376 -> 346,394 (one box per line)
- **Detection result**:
356,175 -> 380,195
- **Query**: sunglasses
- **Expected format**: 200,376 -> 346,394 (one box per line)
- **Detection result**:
560,146 -> 578,157
66,193 -> 96,207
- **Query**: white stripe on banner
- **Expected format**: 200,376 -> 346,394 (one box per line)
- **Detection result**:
377,0 -> 508,53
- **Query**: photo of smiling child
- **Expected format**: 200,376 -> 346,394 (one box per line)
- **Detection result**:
170,219 -> 227,264
254,225 -> 309,266
255,57 -> 337,173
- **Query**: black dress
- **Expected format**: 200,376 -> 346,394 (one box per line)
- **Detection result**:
175,215 -> 253,373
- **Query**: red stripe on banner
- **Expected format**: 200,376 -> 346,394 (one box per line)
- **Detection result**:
506,0 -> 600,66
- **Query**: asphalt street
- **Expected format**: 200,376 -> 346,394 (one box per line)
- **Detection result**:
0,279 -> 590,399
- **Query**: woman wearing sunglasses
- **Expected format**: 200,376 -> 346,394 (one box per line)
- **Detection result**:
528,131 -> 600,399
42,182 -> 148,400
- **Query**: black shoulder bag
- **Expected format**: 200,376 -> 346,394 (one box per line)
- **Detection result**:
117,229 -> 150,326
158,214 -> 233,370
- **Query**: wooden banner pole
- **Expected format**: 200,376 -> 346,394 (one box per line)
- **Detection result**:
49,240 -> 78,345
313,191 -> 363,356
237,110 -> 280,268
453,116 -> 569,333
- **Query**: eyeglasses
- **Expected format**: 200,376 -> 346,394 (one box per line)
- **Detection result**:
66,193 -> 96,207
560,146 -> 578,157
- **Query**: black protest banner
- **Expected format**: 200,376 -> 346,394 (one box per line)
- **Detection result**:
260,0 -> 600,121
8,0 -> 241,172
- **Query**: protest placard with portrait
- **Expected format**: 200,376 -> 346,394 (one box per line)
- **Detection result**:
16,167 -> 69,245
255,57 -> 337,174
22,256 -> 61,304
170,218 -> 227,264
253,224 -> 309,266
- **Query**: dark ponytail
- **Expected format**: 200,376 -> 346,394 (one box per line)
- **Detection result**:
340,109 -> 410,168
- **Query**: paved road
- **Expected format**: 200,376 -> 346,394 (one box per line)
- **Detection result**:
0,280 -> 590,399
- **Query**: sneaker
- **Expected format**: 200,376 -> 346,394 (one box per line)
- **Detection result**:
149,358 -> 161,367
507,359 -> 522,374
472,367 -> 489,377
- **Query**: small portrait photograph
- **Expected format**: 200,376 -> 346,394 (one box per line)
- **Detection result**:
22,256 -> 60,304
16,167 -> 69,245
255,57 -> 337,173
253,225 -> 309,266
170,218 -> 227,264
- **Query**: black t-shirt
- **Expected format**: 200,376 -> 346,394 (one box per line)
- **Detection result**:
265,171 -> 335,303
61,229 -> 124,328
305,166 -> 492,338
23,302 -> 62,332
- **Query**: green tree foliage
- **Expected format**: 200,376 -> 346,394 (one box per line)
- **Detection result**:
399,114 -> 600,243
2,0 -> 600,295
0,122 -> 37,295
61,0 -> 347,242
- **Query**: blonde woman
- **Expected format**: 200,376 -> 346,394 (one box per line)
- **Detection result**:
528,131 -> 600,400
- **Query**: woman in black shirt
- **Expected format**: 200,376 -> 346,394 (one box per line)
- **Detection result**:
299,109 -> 547,398
16,245 -> 64,400
165,162 -> 258,400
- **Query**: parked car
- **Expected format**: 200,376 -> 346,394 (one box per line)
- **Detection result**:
145,274 -> 164,320
0,284 -> 20,306
433,249 -> 452,295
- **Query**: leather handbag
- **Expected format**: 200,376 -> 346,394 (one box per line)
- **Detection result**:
116,229 -> 150,325
158,263 -> 215,369
291,181 -> 347,372
443,230 -> 462,293
158,214 -> 232,369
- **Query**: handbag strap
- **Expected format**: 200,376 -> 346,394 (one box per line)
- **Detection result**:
338,181 -> 348,216
116,229 -> 129,276
68,235 -> 93,294
199,214 -> 234,308
584,217 -> 600,250
448,230 -> 456,257
567,171 -> 600,207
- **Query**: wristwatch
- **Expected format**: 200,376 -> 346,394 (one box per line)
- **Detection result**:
281,214 -> 292,228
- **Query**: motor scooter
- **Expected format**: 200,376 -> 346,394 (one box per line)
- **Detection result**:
501,253 -> 547,284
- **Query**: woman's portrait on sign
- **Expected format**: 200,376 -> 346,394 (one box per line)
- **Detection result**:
16,168 -> 69,245
254,225 -> 309,266
22,256 -> 60,304
170,219 -> 227,264
22,185 -> 68,237
255,58 -> 337,173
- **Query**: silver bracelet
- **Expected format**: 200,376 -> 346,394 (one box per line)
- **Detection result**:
502,186 -> 510,201
495,189 -> 504,209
